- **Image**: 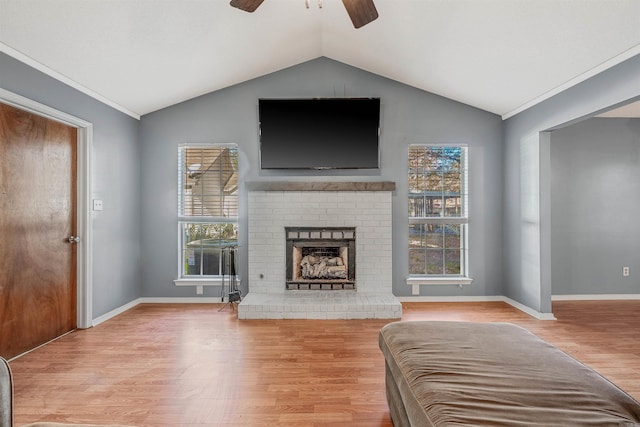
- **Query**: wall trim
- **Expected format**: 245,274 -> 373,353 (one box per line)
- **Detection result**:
7,330 -> 75,362
397,295 -> 557,320
92,294 -> 640,327
92,299 -> 143,327
91,297 -> 227,326
1,42 -> 140,120
0,87 -> 94,329
552,294 -> 640,301
503,296 -> 556,320
397,295 -> 504,303
502,44 -> 640,120
139,297 -> 225,304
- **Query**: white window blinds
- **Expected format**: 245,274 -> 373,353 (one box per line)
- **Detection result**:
178,145 -> 238,219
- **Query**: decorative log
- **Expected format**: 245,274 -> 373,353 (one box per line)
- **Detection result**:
310,261 -> 322,277
326,257 -> 344,266
300,255 -> 348,279
326,266 -> 347,279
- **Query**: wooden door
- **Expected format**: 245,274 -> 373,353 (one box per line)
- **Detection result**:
0,102 -> 77,359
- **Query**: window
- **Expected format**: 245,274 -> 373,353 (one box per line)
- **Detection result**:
178,144 -> 238,279
408,146 -> 469,281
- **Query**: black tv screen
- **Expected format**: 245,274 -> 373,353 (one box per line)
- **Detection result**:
259,98 -> 380,169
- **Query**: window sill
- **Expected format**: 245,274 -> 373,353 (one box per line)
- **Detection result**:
407,276 -> 473,296
174,277 -> 241,295
406,276 -> 473,286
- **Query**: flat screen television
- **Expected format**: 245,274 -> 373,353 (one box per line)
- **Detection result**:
259,98 -> 380,169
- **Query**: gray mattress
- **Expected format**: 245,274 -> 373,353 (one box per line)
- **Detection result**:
379,321 -> 640,426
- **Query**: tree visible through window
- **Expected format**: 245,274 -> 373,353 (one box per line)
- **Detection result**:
408,146 -> 468,276
178,145 -> 238,278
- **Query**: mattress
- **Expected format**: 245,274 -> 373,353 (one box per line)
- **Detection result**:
379,321 -> 640,426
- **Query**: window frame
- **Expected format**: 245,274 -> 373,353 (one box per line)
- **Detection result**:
406,144 -> 472,286
178,221 -> 238,279
174,143 -> 239,285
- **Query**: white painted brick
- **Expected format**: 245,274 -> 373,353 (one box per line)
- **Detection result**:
248,189 -> 393,297
307,312 -> 327,320
350,312 -> 369,319
338,202 -> 357,210
325,208 -> 344,216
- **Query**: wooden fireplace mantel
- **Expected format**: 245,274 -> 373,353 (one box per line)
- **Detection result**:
245,181 -> 395,192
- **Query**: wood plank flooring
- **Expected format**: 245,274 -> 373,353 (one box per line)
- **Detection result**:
8,300 -> 640,426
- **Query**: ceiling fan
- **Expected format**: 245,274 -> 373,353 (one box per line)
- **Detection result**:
230,0 -> 379,29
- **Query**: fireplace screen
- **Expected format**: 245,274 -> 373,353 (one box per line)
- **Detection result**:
286,227 -> 356,290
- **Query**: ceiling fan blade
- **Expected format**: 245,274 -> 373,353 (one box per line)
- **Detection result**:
230,0 -> 266,13
342,0 -> 379,28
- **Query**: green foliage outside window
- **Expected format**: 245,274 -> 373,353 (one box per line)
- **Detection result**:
408,146 -> 467,276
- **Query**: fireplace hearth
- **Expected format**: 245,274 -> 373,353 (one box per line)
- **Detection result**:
286,227 -> 356,290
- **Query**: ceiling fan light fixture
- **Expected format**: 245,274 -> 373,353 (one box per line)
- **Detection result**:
229,0 -> 265,13
230,0 -> 378,29
342,0 -> 378,29
304,0 -> 323,9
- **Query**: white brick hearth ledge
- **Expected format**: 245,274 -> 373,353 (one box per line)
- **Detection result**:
239,291 -> 402,320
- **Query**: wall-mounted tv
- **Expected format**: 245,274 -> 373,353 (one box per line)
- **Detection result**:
259,98 -> 380,169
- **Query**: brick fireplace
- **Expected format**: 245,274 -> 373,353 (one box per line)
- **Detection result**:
238,181 -> 401,319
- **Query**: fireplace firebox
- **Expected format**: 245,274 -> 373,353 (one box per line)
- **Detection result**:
285,227 -> 356,290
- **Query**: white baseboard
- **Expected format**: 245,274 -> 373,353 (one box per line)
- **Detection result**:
8,330 -> 75,362
397,295 -> 557,320
502,296 -> 556,320
552,294 -> 640,301
92,298 -> 142,326
397,295 -> 503,303
139,297 -> 225,304
92,293 -> 640,326
91,297 -> 226,326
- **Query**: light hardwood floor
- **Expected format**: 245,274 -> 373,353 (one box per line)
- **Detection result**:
8,300 -> 640,426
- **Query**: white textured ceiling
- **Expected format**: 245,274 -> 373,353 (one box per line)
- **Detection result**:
1,0 -> 639,119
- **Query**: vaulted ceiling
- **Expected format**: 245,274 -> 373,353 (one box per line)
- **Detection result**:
1,0 -> 639,120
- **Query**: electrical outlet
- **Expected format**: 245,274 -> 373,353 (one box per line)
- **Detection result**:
93,199 -> 103,211
623,266 -> 630,277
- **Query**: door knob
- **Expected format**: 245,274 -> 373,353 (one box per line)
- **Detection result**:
68,236 -> 80,244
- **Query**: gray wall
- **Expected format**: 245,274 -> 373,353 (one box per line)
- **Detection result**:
0,52 -> 142,318
139,57 -> 504,298
551,118 -> 640,294
7,48 -> 637,315
503,54 -> 640,313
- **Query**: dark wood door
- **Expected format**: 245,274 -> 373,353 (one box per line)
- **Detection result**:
0,102 -> 77,359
